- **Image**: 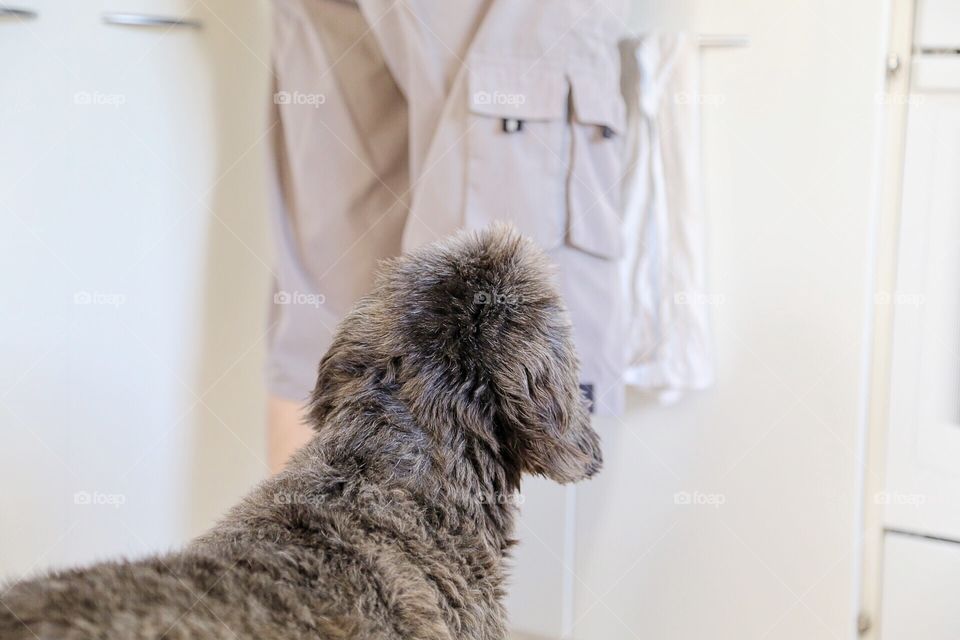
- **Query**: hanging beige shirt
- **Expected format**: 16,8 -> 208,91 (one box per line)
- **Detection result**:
266,0 -> 629,414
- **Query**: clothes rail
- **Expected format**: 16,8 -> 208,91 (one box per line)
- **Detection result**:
698,34 -> 750,48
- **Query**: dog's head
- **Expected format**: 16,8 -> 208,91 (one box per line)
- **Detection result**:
309,224 -> 601,487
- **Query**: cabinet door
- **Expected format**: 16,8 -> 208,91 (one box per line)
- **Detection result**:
884,92 -> 960,541
0,0 -> 270,576
915,0 -> 960,50
912,0 -> 960,92
0,0 -> 74,577
58,0 -> 221,565
880,532 -> 960,639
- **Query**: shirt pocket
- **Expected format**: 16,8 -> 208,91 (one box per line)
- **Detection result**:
465,60 -> 569,250
566,69 -> 626,259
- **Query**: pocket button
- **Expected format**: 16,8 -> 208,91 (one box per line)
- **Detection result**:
502,118 -> 524,134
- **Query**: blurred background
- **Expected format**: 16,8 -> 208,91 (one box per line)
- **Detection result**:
1,1 -> 958,639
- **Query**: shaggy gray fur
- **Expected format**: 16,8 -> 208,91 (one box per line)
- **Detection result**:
0,225 -> 601,640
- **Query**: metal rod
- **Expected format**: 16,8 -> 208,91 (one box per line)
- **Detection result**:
101,12 -> 202,29
698,34 -> 750,48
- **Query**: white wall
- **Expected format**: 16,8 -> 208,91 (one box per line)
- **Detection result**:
568,1 -> 888,638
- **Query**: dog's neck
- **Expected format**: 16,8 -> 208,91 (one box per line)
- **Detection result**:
298,382 -> 519,553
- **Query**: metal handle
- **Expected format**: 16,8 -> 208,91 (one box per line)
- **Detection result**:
0,7 -> 38,19
916,46 -> 960,56
102,12 -> 202,29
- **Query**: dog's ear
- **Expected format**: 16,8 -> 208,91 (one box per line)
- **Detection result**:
485,290 -> 602,485
492,321 -> 602,485
370,224 -> 603,485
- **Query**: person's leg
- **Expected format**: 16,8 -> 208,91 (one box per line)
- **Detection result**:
267,395 -> 313,473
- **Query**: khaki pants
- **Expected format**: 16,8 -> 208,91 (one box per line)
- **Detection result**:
266,0 -> 628,414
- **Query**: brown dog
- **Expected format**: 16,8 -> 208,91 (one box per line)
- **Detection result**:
0,225 -> 601,639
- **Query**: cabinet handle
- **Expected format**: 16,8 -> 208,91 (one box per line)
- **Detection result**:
0,7 -> 38,19
916,46 -> 960,56
101,12 -> 202,29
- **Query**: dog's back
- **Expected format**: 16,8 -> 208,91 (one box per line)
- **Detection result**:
1,226 -> 602,640
2,468 -> 502,639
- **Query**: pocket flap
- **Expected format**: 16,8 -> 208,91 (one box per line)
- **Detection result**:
468,60 -> 567,121
566,69 -> 625,260
569,69 -> 626,134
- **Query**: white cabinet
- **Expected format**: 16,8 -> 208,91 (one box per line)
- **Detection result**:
885,92 -> 960,545
0,1 -> 271,576
880,532 -> 960,639
867,3 -> 960,636
915,0 -> 960,50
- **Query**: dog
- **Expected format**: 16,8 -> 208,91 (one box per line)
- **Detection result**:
0,225 -> 602,640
